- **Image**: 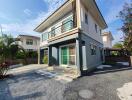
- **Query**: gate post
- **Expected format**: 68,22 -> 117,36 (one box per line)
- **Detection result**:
130,56 -> 132,67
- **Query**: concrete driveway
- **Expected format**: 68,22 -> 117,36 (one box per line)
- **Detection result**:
0,64 -> 132,100
1,64 -> 68,100
64,65 -> 132,100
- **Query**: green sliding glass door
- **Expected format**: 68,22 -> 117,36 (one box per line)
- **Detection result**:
61,45 -> 76,66
61,47 -> 68,65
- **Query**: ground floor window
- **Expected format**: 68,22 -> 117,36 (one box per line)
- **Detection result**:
43,49 -> 48,64
90,44 -> 96,55
60,45 -> 76,66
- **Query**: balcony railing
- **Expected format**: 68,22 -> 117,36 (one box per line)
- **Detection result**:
48,20 -> 74,39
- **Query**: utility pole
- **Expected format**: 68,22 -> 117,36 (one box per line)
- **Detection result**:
0,24 -> 3,42
0,24 -> 4,38
0,24 -> 3,35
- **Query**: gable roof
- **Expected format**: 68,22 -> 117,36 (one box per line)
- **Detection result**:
34,0 -> 107,32
18,35 -> 40,39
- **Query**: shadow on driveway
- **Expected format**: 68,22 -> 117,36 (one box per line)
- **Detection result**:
82,65 -> 132,76
0,72 -> 48,100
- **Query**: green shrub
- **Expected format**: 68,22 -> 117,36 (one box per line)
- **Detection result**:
25,51 -> 38,58
16,51 -> 26,59
0,56 -> 3,63
43,56 -> 48,64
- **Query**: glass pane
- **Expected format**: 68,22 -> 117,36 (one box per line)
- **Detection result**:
42,32 -> 48,41
62,16 -> 73,32
62,55 -> 68,65
61,47 -> 68,65
69,46 -> 75,55
69,56 -> 75,65
69,46 -> 75,65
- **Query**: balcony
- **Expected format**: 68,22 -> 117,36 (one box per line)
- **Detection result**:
48,20 -> 74,39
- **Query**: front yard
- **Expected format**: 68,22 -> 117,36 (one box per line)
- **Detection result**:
0,64 -> 132,100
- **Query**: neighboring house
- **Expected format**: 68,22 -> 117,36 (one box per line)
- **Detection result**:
102,32 -> 114,48
16,35 -> 40,51
34,0 -> 107,75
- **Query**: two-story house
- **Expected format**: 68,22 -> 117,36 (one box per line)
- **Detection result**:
17,35 -> 40,51
102,32 -> 114,48
34,0 -> 107,75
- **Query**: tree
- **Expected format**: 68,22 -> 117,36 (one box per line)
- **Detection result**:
0,34 -> 27,63
118,2 -> 132,52
113,42 -> 123,49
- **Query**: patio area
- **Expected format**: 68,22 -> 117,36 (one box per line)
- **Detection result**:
8,64 -> 79,83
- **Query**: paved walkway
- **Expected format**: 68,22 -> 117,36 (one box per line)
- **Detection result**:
8,64 -> 47,75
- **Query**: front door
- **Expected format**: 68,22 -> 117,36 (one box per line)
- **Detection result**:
60,45 -> 76,66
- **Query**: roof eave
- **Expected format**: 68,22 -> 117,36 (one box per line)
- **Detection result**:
93,0 -> 108,29
34,0 -> 70,32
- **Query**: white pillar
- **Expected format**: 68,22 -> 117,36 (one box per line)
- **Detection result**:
76,0 -> 81,29
130,56 -> 132,67
38,47 -> 40,64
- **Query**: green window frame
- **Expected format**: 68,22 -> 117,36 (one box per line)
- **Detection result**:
61,45 -> 76,66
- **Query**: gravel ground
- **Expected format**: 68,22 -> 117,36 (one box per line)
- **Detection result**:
0,71 -> 66,100
0,65 -> 132,100
64,66 -> 132,100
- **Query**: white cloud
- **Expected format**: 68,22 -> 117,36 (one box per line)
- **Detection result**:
24,9 -> 32,16
1,0 -> 66,36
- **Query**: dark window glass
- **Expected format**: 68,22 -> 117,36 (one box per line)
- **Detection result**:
90,44 -> 96,55
95,24 -> 97,33
26,39 -> 33,45
100,29 -> 102,35
85,13 -> 88,24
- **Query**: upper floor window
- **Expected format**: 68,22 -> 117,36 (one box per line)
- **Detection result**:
26,39 -> 33,45
95,24 -> 97,33
100,29 -> 102,35
62,16 -> 73,33
85,13 -> 88,24
42,32 -> 48,41
51,27 -> 56,37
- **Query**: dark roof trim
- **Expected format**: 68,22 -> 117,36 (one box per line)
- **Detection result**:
93,0 -> 108,28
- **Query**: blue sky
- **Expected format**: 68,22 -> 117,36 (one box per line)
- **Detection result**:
0,0 -> 131,44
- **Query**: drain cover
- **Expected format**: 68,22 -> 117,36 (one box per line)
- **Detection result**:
79,89 -> 93,99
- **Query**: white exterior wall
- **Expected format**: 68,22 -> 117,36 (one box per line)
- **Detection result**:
102,35 -> 112,48
80,3 -> 103,44
40,13 -> 73,47
40,1 -> 104,47
18,37 -> 40,51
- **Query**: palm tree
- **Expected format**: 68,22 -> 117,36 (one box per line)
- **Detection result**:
0,34 -> 27,64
